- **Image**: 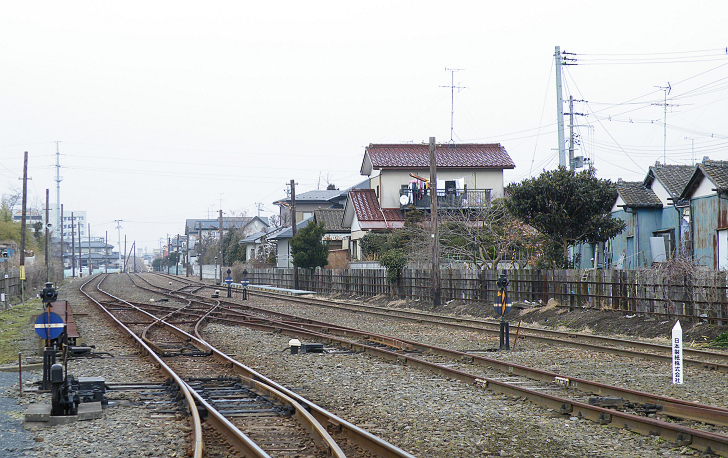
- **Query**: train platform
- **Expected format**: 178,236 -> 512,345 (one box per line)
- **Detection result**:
243,284 -> 316,296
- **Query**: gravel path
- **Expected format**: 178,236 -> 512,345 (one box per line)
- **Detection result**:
2,274 -> 721,457
0,371 -> 37,457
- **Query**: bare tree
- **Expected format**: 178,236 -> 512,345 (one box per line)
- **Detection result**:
435,199 -> 543,271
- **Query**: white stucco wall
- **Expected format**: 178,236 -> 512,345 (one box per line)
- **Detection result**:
374,169 -> 505,208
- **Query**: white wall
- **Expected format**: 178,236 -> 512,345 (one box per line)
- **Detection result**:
376,168 -> 504,208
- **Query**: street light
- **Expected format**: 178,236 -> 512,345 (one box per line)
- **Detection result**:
214,256 -> 218,284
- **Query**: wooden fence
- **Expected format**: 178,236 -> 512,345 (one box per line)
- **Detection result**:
244,267 -> 728,322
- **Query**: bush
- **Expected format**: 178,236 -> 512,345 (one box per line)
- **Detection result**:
379,249 -> 408,284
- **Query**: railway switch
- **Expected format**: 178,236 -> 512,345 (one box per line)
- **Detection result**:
289,339 -> 301,354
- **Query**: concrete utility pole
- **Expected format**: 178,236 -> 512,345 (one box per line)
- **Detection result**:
45,189 -> 49,281
55,142 -> 62,251
20,152 -> 28,301
429,138 -> 441,307
88,223 -> 92,275
124,235 -> 127,273
60,205 -> 64,275
105,231 -> 108,273
218,210 -> 223,284
290,179 -> 298,289
176,233 -> 180,276
78,221 -> 82,275
198,222 -> 203,281
20,152 -> 28,269
71,212 -> 76,277
115,220 -> 123,273
555,46 -> 566,167
186,226 -> 190,277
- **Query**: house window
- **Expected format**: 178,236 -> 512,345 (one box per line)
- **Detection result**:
327,240 -> 343,250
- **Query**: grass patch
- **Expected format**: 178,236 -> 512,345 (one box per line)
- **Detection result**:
712,331 -> 728,348
0,299 -> 43,364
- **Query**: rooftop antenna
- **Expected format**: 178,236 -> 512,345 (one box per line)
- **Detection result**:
685,137 -> 697,165
440,68 -> 466,144
653,82 -> 674,164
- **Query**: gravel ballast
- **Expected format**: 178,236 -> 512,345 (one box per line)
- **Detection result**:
1,274 -> 722,457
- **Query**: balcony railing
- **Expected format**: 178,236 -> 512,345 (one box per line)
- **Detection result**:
399,188 -> 491,209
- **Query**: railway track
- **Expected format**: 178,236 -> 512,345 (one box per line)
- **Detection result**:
80,273 -> 416,458
137,272 -> 728,456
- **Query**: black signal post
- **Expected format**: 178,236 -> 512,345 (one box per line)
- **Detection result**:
495,271 -> 511,350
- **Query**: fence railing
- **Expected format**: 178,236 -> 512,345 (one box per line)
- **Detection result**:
243,267 -> 728,323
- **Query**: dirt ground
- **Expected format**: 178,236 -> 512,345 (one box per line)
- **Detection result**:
341,293 -> 728,347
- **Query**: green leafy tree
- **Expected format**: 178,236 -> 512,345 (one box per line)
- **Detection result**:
290,221 -> 328,269
221,229 -> 246,264
506,167 -> 625,268
379,248 -> 408,283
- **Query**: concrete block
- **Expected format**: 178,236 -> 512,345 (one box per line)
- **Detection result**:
77,402 -> 103,420
24,404 -> 51,422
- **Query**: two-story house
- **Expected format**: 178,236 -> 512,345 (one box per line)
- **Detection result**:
341,142 -> 515,260
359,143 -> 515,211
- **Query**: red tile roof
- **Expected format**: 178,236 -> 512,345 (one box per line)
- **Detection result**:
348,189 -> 404,230
364,143 -> 515,170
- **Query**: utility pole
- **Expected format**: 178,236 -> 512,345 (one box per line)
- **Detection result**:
176,233 -> 180,276
105,231 -> 108,273
88,223 -> 92,275
45,189 -> 49,281
198,222 -> 203,281
124,235 -> 127,273
218,210 -> 223,284
115,220 -> 123,273
60,205 -> 64,276
167,236 -> 171,275
290,179 -> 298,289
71,212 -> 76,278
440,68 -> 466,143
55,142 -> 62,249
185,226 -> 190,277
555,46 -> 566,167
429,138 -> 441,307
133,243 -> 137,273
20,152 -> 28,287
78,220 -> 82,275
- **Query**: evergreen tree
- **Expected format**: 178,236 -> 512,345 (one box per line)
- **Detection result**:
290,221 -> 328,269
506,167 -> 625,267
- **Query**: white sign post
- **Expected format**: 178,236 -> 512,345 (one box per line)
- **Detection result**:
672,321 -> 683,385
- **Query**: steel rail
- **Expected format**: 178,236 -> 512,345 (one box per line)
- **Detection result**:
78,275 -> 205,458
129,274 -> 420,458
135,273 -> 728,426
239,285 -> 728,369
90,275 -> 347,458
141,274 -> 728,455
214,313 -> 728,456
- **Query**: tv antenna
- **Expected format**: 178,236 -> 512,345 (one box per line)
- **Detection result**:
653,82 -> 678,164
440,68 -> 466,144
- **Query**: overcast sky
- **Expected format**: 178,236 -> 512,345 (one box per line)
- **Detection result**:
2,2 -> 727,253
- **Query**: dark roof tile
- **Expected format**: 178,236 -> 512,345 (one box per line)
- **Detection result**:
364,143 -> 515,170
644,163 -> 694,198
617,181 -> 662,208
314,209 -> 347,232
